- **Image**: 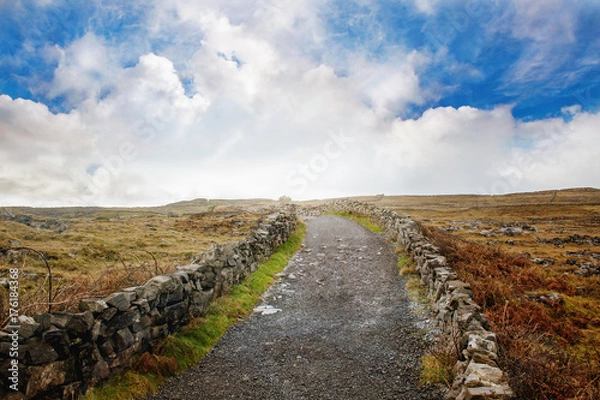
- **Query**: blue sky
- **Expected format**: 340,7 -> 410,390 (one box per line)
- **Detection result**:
0,0 -> 599,206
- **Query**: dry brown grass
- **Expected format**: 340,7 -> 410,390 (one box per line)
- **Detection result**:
420,222 -> 600,400
0,203 -> 271,321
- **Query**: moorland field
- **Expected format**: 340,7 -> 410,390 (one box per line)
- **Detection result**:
0,198 -> 277,320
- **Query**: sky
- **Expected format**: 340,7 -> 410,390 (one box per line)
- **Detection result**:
0,0 -> 599,206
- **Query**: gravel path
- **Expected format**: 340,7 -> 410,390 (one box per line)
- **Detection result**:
145,215 -> 442,400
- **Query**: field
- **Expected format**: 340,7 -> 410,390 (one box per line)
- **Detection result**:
2,189 -> 599,398
355,188 -> 600,399
0,199 -> 278,322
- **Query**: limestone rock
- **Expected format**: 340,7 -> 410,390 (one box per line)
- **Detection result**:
17,316 -> 40,339
79,298 -> 109,314
113,328 -> 134,352
104,292 -> 135,312
463,362 -> 506,387
456,385 -> 514,400
25,360 -> 70,398
22,338 -> 59,365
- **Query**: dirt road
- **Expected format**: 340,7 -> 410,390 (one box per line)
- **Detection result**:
145,215 -> 442,399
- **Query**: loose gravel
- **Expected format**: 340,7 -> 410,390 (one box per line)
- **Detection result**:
144,215 -> 443,400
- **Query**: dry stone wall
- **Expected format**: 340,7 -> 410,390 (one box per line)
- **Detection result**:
0,208 -> 297,400
306,200 -> 514,400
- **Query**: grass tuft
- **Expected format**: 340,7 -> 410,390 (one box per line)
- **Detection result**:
420,349 -> 457,387
397,254 -> 416,276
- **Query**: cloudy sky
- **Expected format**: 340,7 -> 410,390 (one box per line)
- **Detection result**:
1,0 -> 599,206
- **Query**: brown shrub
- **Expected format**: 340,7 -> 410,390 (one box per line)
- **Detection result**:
135,353 -> 178,376
420,224 -> 600,400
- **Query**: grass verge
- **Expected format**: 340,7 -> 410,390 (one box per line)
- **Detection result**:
325,211 -> 383,233
395,248 -> 456,387
85,221 -> 306,400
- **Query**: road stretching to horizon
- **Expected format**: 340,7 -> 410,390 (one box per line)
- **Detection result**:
144,215 -> 442,400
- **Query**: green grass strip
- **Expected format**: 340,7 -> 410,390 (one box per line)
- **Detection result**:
85,221 -> 306,400
325,211 -> 383,233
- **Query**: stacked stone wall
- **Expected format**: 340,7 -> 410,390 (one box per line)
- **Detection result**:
0,208 -> 297,399
309,200 -> 513,400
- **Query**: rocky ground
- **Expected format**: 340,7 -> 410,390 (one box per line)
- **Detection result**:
144,215 -> 442,400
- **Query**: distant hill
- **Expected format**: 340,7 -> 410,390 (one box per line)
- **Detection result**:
1,198 -> 279,220
2,188 -> 598,220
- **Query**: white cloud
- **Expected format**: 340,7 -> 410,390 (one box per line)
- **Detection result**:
411,0 -> 442,15
507,111 -> 600,192
492,0 -> 592,86
373,105 -> 600,195
350,50 -> 429,117
46,33 -> 117,105
0,95 -> 94,204
0,0 -> 598,206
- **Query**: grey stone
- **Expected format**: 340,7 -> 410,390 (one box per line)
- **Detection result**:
42,328 -> 70,358
61,382 -> 82,400
25,360 -> 70,398
17,315 -> 40,339
79,298 -> 109,314
132,315 -> 152,333
90,320 -> 103,341
164,301 -> 188,327
137,284 -> 161,303
146,275 -> 178,293
165,284 -> 185,305
456,385 -> 514,400
22,338 -> 59,365
108,308 -> 141,331
465,334 -> 498,357
100,340 -> 115,358
113,328 -> 134,352
65,311 -> 94,334
149,324 -> 169,341
463,362 -> 506,387
101,307 -> 118,321
104,292 -> 135,312
132,298 -> 151,314
33,313 -> 52,330
201,272 -> 216,289
499,226 -> 523,236
50,313 -> 70,329
172,271 -> 190,284
446,280 -> 471,292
